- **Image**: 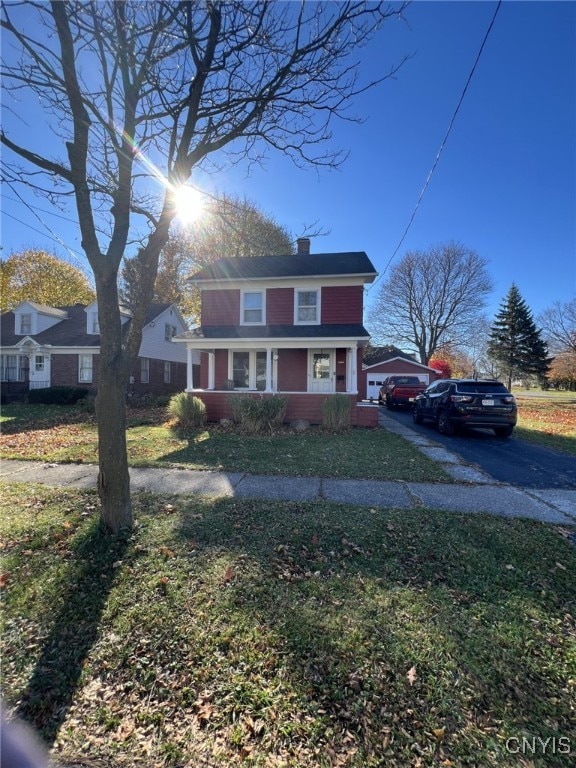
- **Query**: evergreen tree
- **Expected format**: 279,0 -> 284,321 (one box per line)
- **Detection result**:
487,284 -> 549,389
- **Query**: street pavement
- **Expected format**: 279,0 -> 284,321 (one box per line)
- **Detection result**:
1,410 -> 575,526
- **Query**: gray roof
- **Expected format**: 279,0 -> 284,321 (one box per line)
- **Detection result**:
191,252 -> 377,282
1,303 -> 174,348
177,323 -> 370,341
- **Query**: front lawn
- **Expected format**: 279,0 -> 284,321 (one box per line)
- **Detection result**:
0,403 -> 450,483
1,484 -> 574,767
515,395 -> 576,456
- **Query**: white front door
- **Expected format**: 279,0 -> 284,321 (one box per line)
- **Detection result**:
309,349 -> 334,393
28,353 -> 50,389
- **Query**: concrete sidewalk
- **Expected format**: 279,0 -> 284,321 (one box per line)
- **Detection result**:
1,456 -> 575,525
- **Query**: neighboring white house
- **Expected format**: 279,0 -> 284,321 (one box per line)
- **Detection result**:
1,301 -> 199,399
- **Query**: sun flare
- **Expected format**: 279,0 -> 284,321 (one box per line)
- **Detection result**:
174,185 -> 204,225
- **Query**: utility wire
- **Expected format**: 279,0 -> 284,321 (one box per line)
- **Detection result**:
368,0 -> 502,293
2,182 -> 92,277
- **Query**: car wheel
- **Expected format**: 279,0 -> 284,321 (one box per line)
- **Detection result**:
437,409 -> 454,436
378,397 -> 383,406
386,396 -> 394,410
413,406 -> 423,424
494,426 -> 514,438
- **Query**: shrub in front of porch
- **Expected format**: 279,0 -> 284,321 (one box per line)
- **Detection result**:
230,394 -> 288,433
322,393 -> 351,430
27,386 -> 89,405
168,392 -> 207,428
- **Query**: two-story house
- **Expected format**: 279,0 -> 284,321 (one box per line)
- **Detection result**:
0,300 -> 197,401
173,239 -> 378,425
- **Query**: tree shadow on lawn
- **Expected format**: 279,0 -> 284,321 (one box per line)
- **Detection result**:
15,522 -> 131,748
171,498 -> 576,762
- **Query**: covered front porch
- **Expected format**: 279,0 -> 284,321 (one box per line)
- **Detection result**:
179,340 -> 378,425
185,343 -> 362,396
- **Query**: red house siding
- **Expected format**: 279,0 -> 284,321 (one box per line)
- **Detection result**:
321,286 -> 363,324
266,287 -> 294,324
201,289 -> 240,326
277,349 -> 307,391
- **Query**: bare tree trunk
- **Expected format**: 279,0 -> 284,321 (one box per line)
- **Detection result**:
95,272 -> 132,532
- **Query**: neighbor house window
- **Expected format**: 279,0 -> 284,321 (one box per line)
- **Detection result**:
140,357 -> 150,383
1,354 -> 26,381
165,323 -> 177,341
91,314 -> 100,334
164,361 -> 171,383
241,291 -> 265,324
20,313 -> 32,334
295,289 -> 319,324
79,354 -> 93,383
35,355 -> 45,372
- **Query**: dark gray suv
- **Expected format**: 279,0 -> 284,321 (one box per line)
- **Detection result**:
412,379 -> 517,437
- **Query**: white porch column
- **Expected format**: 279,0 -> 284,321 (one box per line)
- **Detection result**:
347,346 -> 358,393
186,348 -> 194,391
208,352 -> 215,390
265,347 -> 273,392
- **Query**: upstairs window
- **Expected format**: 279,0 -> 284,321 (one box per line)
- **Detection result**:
91,314 -> 100,334
20,313 -> 32,334
295,289 -> 319,324
165,323 -> 177,341
241,291 -> 265,324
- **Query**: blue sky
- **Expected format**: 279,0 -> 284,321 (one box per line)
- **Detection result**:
2,1 -> 575,327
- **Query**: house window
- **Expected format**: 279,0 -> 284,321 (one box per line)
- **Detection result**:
295,289 -> 319,324
141,357 -> 150,383
231,350 -> 268,389
241,291 -> 265,324
165,324 -> 177,341
164,361 -> 171,383
91,314 -> 100,334
1,354 -> 26,381
20,314 -> 32,334
79,354 -> 93,383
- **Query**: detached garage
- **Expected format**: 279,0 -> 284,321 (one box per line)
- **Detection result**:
360,350 -> 439,401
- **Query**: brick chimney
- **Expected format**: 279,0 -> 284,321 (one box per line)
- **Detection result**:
296,237 -> 310,255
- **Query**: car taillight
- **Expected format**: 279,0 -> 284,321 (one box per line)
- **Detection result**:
502,396 -> 516,404
451,395 -> 473,403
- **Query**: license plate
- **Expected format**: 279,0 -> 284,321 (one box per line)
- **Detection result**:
482,399 -> 495,406
409,397 -> 414,402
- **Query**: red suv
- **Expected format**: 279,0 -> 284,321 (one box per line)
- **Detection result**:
412,379 -> 517,437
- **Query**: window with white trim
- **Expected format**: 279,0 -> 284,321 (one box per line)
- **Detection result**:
164,361 -> 171,383
20,313 -> 32,334
230,350 -> 268,390
241,291 -> 265,325
295,289 -> 320,324
79,354 -> 93,383
140,357 -> 150,383
91,313 -> 100,334
1,354 -> 26,381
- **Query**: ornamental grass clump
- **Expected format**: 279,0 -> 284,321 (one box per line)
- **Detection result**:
230,394 -> 288,433
322,394 -> 351,430
167,392 -> 206,428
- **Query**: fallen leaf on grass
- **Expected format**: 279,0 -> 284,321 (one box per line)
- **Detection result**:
223,565 -> 235,583
159,546 -> 175,558
0,573 -> 9,588
407,666 -> 417,686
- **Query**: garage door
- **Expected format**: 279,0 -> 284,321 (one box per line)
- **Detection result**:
366,373 -> 429,400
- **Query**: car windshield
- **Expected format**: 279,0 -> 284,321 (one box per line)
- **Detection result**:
457,382 -> 509,394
